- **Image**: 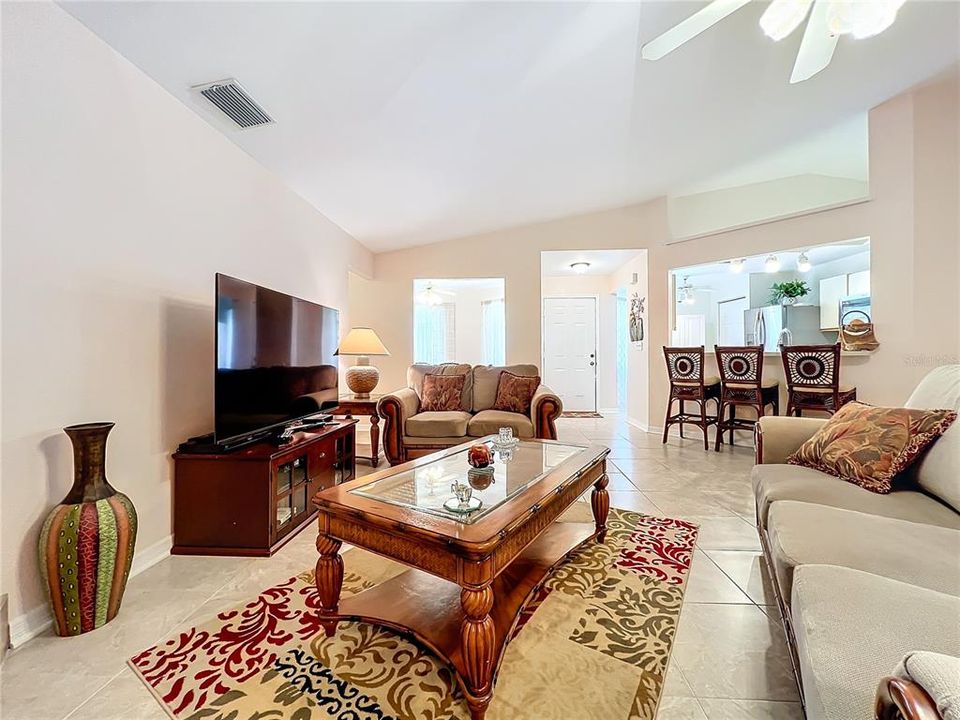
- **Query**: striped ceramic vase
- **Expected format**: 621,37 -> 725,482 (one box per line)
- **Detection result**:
38,422 -> 137,637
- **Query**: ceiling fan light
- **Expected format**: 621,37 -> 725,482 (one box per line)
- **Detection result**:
765,255 -> 781,273
797,252 -> 812,272
760,0 -> 814,41
827,0 -> 906,39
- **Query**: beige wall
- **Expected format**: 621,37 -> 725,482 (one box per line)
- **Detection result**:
351,71 -> 959,431
1,3 -> 373,637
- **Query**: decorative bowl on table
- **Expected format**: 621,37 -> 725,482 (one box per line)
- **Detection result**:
467,444 -> 493,468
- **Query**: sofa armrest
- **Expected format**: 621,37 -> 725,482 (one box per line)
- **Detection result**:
377,388 -> 420,465
755,416 -> 827,465
531,385 -> 562,440
875,677 -> 943,720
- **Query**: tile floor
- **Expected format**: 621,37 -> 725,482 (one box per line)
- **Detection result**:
0,414 -> 801,720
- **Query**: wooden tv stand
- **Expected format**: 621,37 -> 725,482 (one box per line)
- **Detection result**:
172,420 -> 357,557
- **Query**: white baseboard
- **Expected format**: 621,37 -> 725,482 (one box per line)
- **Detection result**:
9,605 -> 52,649
597,407 -> 620,415
131,534 -> 174,577
9,533 -> 173,649
626,416 -> 655,433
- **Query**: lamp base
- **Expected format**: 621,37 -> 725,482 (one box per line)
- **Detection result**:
346,362 -> 380,398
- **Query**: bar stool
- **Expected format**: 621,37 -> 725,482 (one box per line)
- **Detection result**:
714,345 -> 779,451
662,346 -> 721,450
781,343 -> 857,417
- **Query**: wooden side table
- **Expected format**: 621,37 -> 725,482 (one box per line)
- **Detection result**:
333,394 -> 382,467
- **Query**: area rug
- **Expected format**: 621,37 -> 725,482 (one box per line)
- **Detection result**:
130,506 -> 697,720
561,411 -> 604,419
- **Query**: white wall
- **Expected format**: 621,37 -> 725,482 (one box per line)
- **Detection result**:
668,174 -> 870,240
1,2 -> 373,638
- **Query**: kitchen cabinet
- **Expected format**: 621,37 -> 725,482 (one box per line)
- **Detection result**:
848,270 -> 870,296
819,275 -> 848,330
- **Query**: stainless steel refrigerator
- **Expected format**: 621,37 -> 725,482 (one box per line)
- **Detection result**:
744,305 -> 824,351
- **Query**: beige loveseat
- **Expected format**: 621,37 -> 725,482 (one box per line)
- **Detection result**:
377,363 -> 563,465
753,365 -> 960,720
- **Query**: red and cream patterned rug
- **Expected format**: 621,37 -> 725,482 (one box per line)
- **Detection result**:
130,505 -> 697,720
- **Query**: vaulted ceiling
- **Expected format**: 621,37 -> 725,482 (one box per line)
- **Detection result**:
62,1 -> 959,251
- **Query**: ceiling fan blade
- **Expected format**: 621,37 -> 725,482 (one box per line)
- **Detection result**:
641,0 -> 752,61
790,0 -> 839,83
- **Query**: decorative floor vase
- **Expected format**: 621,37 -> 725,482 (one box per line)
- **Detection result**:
38,422 -> 137,636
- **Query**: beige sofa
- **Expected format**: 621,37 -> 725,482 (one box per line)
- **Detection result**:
377,363 -> 563,465
753,365 -> 960,720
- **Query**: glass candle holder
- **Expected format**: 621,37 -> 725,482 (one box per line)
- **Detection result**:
498,427 -> 514,445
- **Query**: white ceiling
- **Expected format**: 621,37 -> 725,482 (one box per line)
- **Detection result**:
61,1 -> 959,252
541,249 -> 644,276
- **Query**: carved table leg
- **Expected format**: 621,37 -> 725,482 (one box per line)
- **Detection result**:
315,534 -> 343,637
460,585 -> 495,720
591,473 -> 610,543
370,412 -> 380,468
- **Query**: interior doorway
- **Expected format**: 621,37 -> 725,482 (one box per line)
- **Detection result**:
542,297 -> 597,412
540,249 -> 649,424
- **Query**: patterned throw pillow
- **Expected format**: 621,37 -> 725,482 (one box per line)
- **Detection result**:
787,401 -> 957,494
493,372 -> 541,415
420,373 -> 466,412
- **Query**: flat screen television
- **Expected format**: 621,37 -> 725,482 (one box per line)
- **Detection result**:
215,274 -> 340,444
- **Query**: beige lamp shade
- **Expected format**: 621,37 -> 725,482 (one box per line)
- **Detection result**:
335,328 -> 390,357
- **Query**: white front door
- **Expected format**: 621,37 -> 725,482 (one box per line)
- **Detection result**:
543,297 -> 597,412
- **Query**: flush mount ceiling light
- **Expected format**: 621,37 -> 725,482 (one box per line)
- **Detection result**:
765,255 -> 782,273
729,258 -> 746,273
797,252 -> 813,272
640,0 -> 909,84
570,262 -> 591,274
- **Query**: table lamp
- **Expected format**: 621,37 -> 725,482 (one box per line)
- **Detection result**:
335,327 -> 390,398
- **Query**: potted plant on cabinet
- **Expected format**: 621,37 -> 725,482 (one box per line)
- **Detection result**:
770,280 -> 811,306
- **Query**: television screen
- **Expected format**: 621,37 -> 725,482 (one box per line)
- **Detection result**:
215,274 -> 339,443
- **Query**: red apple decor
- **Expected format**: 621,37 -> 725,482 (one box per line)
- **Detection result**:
467,444 -> 492,469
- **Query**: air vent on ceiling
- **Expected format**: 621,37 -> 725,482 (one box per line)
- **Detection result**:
193,79 -> 274,129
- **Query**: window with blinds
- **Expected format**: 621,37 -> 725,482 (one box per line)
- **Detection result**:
481,298 -> 506,365
414,302 -> 456,364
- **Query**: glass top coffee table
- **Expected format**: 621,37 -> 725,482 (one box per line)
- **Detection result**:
312,436 -> 610,720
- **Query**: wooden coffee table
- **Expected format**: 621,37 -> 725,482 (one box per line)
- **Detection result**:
312,437 -> 610,720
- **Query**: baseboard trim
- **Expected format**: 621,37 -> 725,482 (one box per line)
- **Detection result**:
9,533 -> 173,648
626,416 -> 654,433
131,534 -> 174,577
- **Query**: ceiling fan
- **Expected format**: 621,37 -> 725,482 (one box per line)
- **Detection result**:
417,282 -> 456,306
641,0 -> 909,83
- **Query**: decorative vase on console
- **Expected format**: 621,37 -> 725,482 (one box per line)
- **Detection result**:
38,422 -> 137,637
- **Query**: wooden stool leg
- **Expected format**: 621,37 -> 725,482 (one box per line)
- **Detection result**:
662,397 -> 672,444
699,399 -> 708,451
714,401 -> 726,452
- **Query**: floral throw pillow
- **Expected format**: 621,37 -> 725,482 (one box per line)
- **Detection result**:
787,401 -> 957,494
493,372 -> 541,415
420,373 -> 466,412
